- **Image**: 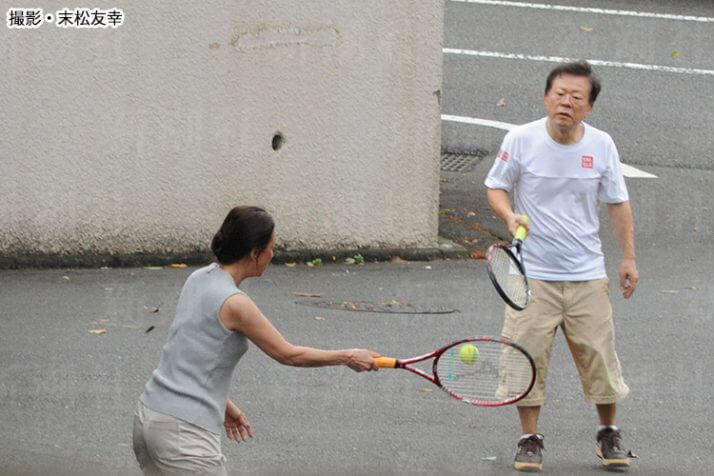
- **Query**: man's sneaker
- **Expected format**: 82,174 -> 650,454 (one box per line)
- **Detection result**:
513,433 -> 544,472
596,427 -> 636,471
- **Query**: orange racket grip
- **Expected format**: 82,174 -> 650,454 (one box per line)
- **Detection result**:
374,357 -> 398,368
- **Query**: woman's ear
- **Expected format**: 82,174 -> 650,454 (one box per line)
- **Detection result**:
250,248 -> 259,260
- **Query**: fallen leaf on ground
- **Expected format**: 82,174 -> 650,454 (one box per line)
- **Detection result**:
470,250 -> 487,260
580,26 -> 594,32
467,211 -> 476,217
481,456 -> 498,461
293,292 -> 323,297
170,263 -> 188,268
389,256 -> 408,263
314,316 -> 325,321
496,98 -> 506,107
144,266 -> 163,270
89,329 -> 107,335
672,50 -> 681,58
145,325 -> 155,333
284,262 -> 297,267
659,289 -> 679,294
419,387 -> 434,393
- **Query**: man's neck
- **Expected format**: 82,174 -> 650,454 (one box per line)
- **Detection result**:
546,120 -> 584,145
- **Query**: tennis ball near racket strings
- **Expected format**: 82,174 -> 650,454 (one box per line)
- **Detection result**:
459,344 -> 479,365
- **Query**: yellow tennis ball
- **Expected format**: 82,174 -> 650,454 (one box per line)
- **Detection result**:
459,344 -> 479,365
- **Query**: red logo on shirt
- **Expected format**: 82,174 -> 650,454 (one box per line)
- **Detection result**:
498,150 -> 510,162
581,155 -> 594,168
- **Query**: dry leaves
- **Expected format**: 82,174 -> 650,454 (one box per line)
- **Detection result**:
470,250 -> 487,260
292,292 -> 323,297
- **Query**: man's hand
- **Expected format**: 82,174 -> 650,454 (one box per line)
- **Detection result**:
619,258 -> 639,299
507,214 -> 530,238
224,400 -> 254,444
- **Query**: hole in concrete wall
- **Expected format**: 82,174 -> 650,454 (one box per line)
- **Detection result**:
271,132 -> 284,151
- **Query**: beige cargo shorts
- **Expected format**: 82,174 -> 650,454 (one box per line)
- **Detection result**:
501,278 -> 629,406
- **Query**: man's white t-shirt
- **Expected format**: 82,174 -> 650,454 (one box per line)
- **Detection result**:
484,117 -> 629,281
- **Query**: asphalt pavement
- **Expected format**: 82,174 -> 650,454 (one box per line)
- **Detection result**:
1,237 -> 712,475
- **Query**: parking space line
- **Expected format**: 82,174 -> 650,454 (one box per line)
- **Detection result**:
441,114 -> 658,178
449,0 -> 714,23
443,48 -> 714,76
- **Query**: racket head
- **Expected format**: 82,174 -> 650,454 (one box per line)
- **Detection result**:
486,242 -> 530,310
432,337 -> 535,406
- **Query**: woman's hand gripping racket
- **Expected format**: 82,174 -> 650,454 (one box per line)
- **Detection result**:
375,337 -> 535,406
486,215 -> 531,310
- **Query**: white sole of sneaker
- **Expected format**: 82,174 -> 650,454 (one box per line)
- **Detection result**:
596,447 -> 630,471
513,461 -> 543,472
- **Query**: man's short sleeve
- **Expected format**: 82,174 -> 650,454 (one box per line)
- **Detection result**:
484,131 -> 519,191
597,137 -> 629,203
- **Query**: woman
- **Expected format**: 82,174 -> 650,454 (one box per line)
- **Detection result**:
133,206 -> 379,475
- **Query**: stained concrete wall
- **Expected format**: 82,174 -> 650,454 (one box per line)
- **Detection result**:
0,1 -> 444,262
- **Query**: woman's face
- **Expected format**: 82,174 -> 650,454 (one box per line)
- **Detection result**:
254,233 -> 275,276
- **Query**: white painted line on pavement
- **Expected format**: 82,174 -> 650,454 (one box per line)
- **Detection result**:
620,163 -> 658,178
441,114 -> 516,131
443,48 -> 714,77
441,114 -> 658,178
450,0 -> 714,23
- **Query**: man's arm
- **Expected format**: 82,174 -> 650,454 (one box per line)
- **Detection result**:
486,188 -> 529,237
607,201 -> 639,299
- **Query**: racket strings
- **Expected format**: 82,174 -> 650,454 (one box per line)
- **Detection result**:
488,247 -> 529,308
436,341 -> 533,403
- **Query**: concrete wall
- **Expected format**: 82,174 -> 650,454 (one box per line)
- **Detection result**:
0,1 -> 444,261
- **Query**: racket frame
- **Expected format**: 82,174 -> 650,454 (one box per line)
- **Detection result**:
486,240 -> 531,311
378,336 -> 536,407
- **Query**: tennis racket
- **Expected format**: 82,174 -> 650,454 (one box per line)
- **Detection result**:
375,337 -> 535,407
486,215 -> 531,310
